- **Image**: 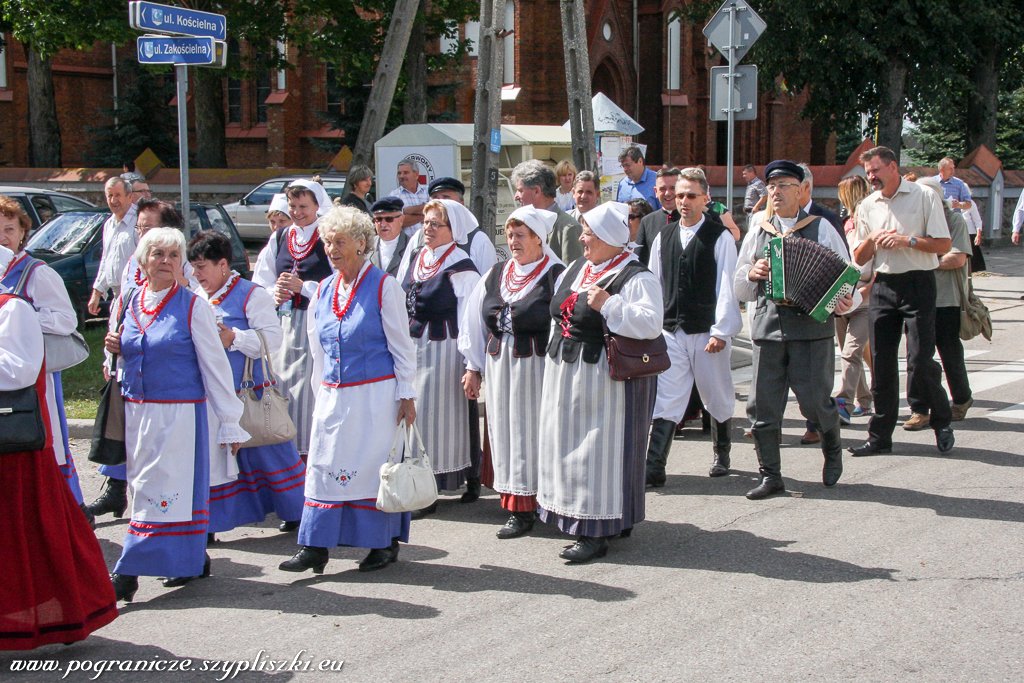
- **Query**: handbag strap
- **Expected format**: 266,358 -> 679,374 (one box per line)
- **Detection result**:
12,256 -> 43,301
254,329 -> 279,386
386,419 -> 409,464
110,288 -> 136,373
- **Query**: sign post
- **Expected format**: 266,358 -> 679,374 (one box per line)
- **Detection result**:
703,0 -> 765,212
130,2 -> 227,218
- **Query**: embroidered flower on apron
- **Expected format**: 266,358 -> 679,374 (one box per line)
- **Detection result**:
147,493 -> 179,514
329,470 -> 356,487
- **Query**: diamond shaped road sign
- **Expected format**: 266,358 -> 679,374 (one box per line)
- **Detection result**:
703,0 -> 766,64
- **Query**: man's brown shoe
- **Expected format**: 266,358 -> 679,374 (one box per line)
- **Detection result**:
800,430 -> 820,445
950,398 -> 973,422
903,413 -> 930,431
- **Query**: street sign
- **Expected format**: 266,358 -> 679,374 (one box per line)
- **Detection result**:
130,1 -> 227,41
710,65 -> 758,121
702,0 -> 766,65
137,36 -> 218,66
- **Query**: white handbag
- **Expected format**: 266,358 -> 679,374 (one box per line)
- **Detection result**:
376,419 -> 438,513
238,330 -> 297,448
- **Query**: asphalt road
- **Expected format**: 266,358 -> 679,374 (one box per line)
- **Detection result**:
4,246 -> 1023,682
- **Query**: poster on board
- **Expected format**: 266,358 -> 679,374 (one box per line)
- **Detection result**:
375,145 -> 458,198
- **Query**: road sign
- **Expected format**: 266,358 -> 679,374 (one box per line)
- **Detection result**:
710,65 -> 758,121
702,0 -> 766,65
130,1 -> 227,41
137,36 -> 219,66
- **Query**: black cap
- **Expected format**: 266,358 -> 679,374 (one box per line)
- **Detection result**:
428,177 -> 465,196
371,197 -> 404,213
764,160 -> 804,183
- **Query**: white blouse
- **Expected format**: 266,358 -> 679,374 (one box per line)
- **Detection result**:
196,272 -> 284,360
251,219 -> 325,301
0,296 -> 45,391
7,251 -> 78,336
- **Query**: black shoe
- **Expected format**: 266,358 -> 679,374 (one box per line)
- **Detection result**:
461,477 -> 481,504
162,553 -> 211,588
820,425 -> 843,487
848,441 -> 892,457
279,546 -> 329,574
80,503 -> 95,529
645,469 -> 666,488
207,533 -> 216,545
619,528 -> 632,538
936,427 -> 955,454
85,477 -> 129,519
709,418 -> 732,477
496,511 -> 536,539
410,501 -> 438,520
559,536 -> 609,563
745,477 -> 785,500
278,520 -> 300,532
111,573 -> 138,603
358,539 -> 399,572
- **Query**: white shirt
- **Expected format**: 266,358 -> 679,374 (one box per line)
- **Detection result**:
1012,189 -> 1024,235
378,235 -> 401,269
555,187 -> 575,212
962,200 -> 982,236
4,252 -> 78,336
0,295 -> 44,391
388,184 -> 430,236
250,219 -> 327,301
648,216 -> 743,340
196,273 -> 284,360
93,205 -> 138,294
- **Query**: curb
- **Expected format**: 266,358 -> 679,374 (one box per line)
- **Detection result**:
68,418 -> 93,440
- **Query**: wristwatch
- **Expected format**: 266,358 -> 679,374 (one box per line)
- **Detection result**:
908,236 -> 918,249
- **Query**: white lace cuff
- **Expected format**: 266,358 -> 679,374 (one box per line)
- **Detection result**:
394,381 -> 417,401
217,423 -> 251,445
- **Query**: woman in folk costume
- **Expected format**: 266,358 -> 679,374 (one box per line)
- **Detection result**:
104,229 -> 249,603
0,197 -> 87,514
395,199 -> 481,517
538,202 -> 663,563
252,179 -> 334,457
187,230 -> 305,538
0,273 -> 118,650
459,206 -> 565,539
279,206 -> 416,574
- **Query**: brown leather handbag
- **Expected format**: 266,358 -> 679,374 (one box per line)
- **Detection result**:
603,324 -> 671,381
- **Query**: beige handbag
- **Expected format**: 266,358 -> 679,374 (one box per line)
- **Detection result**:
238,330 -> 297,448
376,419 -> 438,514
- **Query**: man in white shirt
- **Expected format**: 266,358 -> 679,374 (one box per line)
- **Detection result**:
88,177 -> 138,315
388,160 -> 430,236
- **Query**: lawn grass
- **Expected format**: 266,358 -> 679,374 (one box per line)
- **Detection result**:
60,321 -> 107,420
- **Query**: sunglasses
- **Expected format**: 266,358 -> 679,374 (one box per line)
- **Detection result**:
628,214 -> 643,220
674,192 -> 703,200
373,215 -> 401,223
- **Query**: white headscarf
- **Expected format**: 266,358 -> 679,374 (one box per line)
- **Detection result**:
288,179 -> 332,216
436,198 -> 478,244
505,205 -> 562,265
267,193 -> 290,215
582,202 -> 630,248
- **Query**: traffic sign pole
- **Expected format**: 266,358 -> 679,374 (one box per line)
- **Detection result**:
176,65 -> 189,218
726,4 -> 736,213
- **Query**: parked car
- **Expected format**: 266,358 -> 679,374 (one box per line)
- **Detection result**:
0,185 -> 96,228
223,173 -> 349,240
25,204 -> 252,326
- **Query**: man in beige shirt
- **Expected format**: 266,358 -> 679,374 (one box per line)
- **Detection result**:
850,146 -> 954,456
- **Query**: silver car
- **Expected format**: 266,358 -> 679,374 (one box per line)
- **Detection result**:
0,185 -> 96,228
224,174 -> 349,241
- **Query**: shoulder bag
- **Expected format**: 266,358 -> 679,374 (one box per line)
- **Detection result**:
88,291 -> 132,465
377,419 -> 438,514
0,294 -> 47,454
238,329 -> 297,448
957,268 -> 992,342
603,320 -> 671,381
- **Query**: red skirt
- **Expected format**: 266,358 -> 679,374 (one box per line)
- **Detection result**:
0,446 -> 118,650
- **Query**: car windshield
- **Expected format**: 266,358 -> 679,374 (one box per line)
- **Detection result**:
25,212 -> 104,255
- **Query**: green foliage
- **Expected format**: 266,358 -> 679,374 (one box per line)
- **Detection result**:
1,0 -> 125,56
907,87 -> 1024,169
85,59 -> 180,167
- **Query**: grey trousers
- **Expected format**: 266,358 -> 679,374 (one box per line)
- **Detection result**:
747,337 -> 840,477
835,306 -> 873,408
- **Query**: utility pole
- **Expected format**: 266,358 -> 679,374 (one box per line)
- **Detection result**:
470,0 -> 506,237
351,0 -> 420,168
560,0 -> 597,176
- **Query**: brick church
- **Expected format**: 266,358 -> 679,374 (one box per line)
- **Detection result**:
0,1 -> 827,169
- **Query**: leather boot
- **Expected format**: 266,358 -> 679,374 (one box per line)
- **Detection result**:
279,546 -> 329,574
163,553 -> 211,588
85,477 -> 128,519
820,424 -> 843,487
110,573 -> 138,603
708,418 -> 732,477
746,426 -> 785,500
559,536 -> 610,563
358,538 -> 400,572
645,418 -> 676,488
461,477 -> 481,504
80,503 -> 95,529
496,510 -> 536,539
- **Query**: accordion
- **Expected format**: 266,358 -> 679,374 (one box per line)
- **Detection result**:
762,235 -> 860,322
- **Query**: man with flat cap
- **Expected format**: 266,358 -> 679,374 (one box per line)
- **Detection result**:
369,197 -> 409,277
734,160 -> 857,499
424,176 -> 498,275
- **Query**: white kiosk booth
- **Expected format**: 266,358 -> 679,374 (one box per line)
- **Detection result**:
563,92 -> 645,203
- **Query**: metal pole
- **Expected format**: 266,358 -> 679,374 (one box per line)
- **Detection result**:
470,0 -> 505,238
725,2 -> 736,212
176,65 -> 190,219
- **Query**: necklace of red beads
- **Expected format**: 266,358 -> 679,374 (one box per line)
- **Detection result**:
287,225 -> 318,261
139,281 -> 178,318
415,243 -> 458,281
503,255 -> 549,294
332,266 -> 370,319
210,273 -> 240,306
579,251 -> 630,288
133,263 -> 145,286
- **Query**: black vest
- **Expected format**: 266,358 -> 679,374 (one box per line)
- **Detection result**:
546,257 -> 647,364
482,261 -> 565,358
275,225 -> 332,310
402,249 -> 478,340
660,219 -> 727,334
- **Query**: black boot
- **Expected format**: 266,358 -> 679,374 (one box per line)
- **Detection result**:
79,503 -> 95,529
496,510 -> 536,539
746,426 -> 785,500
163,553 -> 211,588
410,501 -> 438,520
278,520 -> 300,532
461,477 -> 481,504
559,536 -> 610,562
85,477 -> 128,519
708,418 -> 732,477
645,418 -> 677,488
279,546 -> 329,574
358,538 -> 400,572
820,425 -> 843,487
110,573 -> 138,603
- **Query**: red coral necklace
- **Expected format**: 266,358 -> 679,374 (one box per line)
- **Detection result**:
139,282 -> 178,317
503,255 -> 548,294
332,266 -> 370,319
415,243 -> 458,281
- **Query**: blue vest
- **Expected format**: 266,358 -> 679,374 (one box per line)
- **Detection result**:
316,266 -> 395,388
2,253 -> 43,303
210,277 -> 267,393
121,285 -> 206,403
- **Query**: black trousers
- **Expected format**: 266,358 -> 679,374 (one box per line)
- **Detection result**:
908,306 -> 971,411
970,241 -> 986,272
868,270 -> 951,444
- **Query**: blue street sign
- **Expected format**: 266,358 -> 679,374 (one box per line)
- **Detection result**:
490,129 -> 501,153
137,36 -> 216,66
130,1 -> 227,41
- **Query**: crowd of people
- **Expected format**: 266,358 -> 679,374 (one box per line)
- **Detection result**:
1,144 -> 989,650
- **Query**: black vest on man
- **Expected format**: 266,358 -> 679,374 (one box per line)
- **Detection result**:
660,218 -> 728,335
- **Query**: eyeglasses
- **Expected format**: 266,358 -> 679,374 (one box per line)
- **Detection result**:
674,192 -> 703,200
628,214 -> 642,220
422,221 -> 449,230
373,215 -> 401,223
767,183 -> 801,192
